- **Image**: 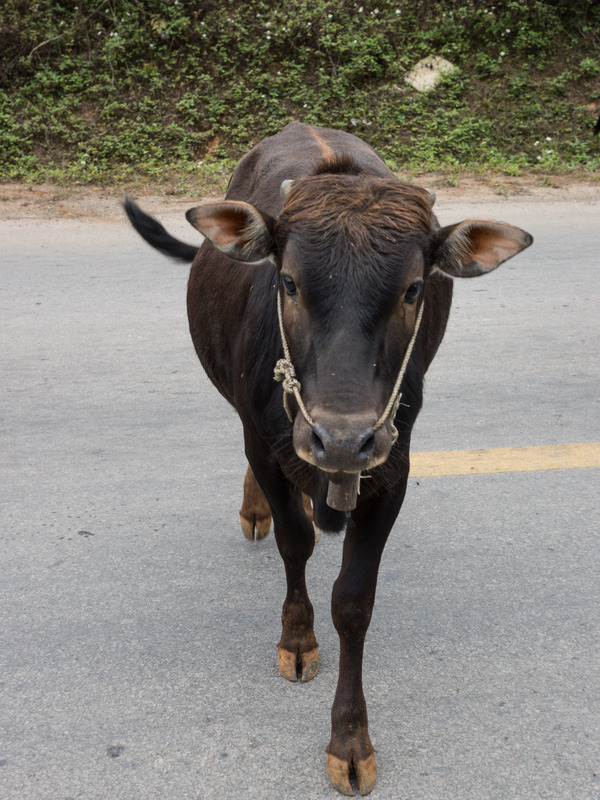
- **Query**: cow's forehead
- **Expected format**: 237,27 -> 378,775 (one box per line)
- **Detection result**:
278,173 -> 434,237
274,177 -> 434,275
281,232 -> 426,272
277,201 -> 431,287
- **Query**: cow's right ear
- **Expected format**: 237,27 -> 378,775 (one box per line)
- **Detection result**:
186,201 -> 275,263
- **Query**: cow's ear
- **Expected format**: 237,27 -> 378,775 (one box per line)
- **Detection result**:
432,219 -> 533,278
186,201 -> 275,263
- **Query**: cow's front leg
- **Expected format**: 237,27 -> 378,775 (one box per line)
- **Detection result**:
276,536 -> 320,683
248,455 -> 319,682
327,489 -> 406,796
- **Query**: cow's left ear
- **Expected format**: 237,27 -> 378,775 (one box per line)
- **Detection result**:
432,219 -> 533,278
186,201 -> 275,263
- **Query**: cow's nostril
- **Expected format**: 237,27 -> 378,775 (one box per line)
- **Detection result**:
311,428 -> 326,458
359,432 -> 375,458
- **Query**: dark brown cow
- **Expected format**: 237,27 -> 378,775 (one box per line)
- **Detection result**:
125,122 -> 532,796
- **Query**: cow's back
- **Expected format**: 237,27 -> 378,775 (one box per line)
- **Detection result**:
225,123 -> 393,214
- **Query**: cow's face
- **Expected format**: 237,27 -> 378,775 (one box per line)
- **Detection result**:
273,175 -> 432,475
186,176 -> 532,479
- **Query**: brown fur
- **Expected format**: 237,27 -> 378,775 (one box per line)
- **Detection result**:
280,170 -> 433,243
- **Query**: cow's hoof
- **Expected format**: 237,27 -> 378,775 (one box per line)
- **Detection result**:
326,752 -> 376,797
239,511 -> 271,541
300,646 -> 319,681
277,645 -> 319,682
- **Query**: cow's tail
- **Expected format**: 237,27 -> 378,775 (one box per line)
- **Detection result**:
123,196 -> 199,262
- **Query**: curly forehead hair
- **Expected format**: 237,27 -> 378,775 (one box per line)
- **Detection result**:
276,157 -> 433,247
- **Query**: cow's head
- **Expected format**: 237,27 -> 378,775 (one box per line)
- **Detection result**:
186,171 -> 532,490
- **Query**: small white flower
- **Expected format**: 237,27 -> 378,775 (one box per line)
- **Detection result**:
396,9 -> 401,13
500,51 -> 505,57
534,140 -> 540,145
506,28 -> 510,33
358,7 -> 363,12
546,136 -> 552,141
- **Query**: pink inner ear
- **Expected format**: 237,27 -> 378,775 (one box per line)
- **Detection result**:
200,208 -> 249,248
467,223 -> 528,269
470,228 -> 521,267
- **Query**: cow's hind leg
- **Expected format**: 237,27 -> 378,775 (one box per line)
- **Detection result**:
240,464 -> 318,543
240,464 -> 272,540
248,454 -> 319,682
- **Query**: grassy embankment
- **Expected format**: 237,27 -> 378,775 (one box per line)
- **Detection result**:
1,0 -> 599,194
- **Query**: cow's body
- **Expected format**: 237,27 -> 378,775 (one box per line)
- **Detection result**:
125,123 -> 532,796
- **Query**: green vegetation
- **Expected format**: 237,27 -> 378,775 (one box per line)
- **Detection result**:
1,0 -> 599,188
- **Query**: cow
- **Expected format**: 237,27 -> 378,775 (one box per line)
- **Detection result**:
125,122 -> 532,796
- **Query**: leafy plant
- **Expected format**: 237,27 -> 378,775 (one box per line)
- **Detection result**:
1,0 -> 599,183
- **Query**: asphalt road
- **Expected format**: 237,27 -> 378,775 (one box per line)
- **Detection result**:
1,196 -> 599,800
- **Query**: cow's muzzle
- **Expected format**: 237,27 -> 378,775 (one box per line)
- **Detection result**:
293,408 -> 393,474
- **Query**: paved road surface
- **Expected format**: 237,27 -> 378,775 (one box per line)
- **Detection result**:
1,195 -> 598,799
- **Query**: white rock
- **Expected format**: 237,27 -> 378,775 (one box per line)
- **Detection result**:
403,55 -> 458,92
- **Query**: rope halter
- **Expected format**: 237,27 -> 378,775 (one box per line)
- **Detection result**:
273,289 -> 425,443
273,290 -> 315,426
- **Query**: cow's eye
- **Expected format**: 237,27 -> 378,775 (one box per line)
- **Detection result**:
281,275 -> 297,296
404,281 -> 423,304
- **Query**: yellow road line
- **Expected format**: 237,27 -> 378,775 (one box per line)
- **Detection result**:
409,443 -> 600,478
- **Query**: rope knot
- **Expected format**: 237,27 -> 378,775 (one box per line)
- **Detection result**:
274,358 -> 307,423
274,358 -> 300,393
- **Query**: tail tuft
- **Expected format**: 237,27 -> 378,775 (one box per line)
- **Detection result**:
123,196 -> 199,262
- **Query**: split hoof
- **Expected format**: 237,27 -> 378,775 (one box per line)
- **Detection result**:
300,646 -> 319,681
326,752 -> 376,797
277,645 -> 319,682
239,511 -> 271,541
